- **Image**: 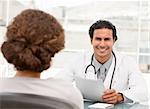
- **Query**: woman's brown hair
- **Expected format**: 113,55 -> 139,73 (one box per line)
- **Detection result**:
1,9 -> 64,72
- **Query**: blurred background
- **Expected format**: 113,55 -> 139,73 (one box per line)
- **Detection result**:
0,0 -> 150,101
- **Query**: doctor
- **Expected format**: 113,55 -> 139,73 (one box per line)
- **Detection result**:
57,20 -> 148,104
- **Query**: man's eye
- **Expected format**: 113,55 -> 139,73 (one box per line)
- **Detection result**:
104,38 -> 110,41
95,38 -> 102,40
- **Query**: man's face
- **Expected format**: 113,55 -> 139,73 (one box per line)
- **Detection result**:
91,28 -> 115,63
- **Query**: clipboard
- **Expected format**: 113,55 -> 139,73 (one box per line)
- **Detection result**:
75,76 -> 105,101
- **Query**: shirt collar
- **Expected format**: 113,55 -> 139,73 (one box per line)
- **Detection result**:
93,54 -> 113,72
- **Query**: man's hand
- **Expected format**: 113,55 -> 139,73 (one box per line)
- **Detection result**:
102,89 -> 124,104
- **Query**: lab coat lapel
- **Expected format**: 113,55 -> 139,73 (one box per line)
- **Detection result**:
104,51 -> 122,89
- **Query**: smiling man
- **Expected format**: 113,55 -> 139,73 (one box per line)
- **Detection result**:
56,20 -> 148,104
92,28 -> 114,64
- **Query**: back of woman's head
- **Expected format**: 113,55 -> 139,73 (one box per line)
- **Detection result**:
1,9 -> 64,72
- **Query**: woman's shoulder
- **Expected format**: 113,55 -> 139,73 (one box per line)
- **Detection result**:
47,77 -> 75,88
47,77 -> 83,109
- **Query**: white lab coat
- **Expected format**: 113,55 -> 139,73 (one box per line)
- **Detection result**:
57,51 -> 148,103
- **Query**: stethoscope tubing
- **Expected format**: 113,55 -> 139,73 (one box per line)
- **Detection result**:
109,51 -> 116,89
84,51 -> 116,89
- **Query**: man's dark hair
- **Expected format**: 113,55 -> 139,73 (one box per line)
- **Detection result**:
89,20 -> 117,41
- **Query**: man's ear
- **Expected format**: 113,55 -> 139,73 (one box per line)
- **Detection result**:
113,39 -> 116,43
113,37 -> 117,42
90,39 -> 93,44
114,36 -> 117,42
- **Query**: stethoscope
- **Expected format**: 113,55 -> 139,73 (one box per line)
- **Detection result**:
84,51 -> 116,89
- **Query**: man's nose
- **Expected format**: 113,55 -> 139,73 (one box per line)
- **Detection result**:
99,40 -> 105,46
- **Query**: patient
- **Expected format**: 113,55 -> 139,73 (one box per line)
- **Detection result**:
0,9 -> 83,109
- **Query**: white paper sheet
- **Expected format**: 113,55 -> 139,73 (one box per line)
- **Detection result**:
75,76 -> 105,101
